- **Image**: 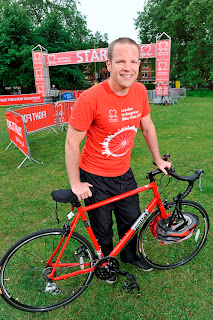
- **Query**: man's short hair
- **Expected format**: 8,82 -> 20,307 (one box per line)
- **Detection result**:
108,37 -> 140,62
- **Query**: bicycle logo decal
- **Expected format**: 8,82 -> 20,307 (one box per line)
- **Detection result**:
100,125 -> 137,157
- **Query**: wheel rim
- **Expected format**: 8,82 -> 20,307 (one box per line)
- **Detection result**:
1,230 -> 94,312
139,201 -> 209,269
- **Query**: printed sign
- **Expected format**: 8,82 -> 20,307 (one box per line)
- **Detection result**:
0,94 -> 43,106
155,39 -> 171,95
45,44 -> 156,67
45,48 -> 108,66
73,90 -> 84,99
55,101 -> 74,124
16,104 -> 56,133
62,92 -> 74,100
155,83 -> 169,96
139,44 -> 156,58
32,51 -> 47,96
5,111 -> 29,157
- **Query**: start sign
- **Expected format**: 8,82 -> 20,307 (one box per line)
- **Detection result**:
45,48 -> 108,66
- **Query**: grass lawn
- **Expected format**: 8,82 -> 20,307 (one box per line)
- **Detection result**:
0,96 -> 212,320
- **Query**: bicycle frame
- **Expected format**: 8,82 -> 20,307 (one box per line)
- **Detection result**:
47,180 -> 167,281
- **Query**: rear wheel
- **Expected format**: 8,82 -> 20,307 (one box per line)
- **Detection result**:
138,200 -> 209,269
0,229 -> 96,312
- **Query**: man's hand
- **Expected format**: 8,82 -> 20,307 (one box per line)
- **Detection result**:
71,182 -> 93,201
155,158 -> 172,175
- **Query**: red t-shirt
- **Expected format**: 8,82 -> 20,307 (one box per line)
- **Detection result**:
69,80 -> 151,177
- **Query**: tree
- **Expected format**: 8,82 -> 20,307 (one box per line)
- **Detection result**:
0,0 -> 109,93
0,1 -> 38,93
36,10 -> 87,89
11,0 -> 94,49
135,0 -> 213,88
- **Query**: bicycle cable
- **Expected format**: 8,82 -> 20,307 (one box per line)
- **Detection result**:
159,168 -> 203,202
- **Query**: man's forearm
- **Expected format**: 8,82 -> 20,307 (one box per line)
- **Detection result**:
141,120 -> 162,163
65,139 -> 81,188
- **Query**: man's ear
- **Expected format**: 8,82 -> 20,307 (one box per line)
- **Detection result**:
106,59 -> 111,72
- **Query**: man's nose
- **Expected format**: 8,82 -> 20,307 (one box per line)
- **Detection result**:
123,62 -> 131,70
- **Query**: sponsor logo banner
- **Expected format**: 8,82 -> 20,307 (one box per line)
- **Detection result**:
155,83 -> 169,96
45,48 -> 108,66
14,101 -> 74,133
0,94 -> 43,106
16,104 -> 56,133
56,101 -> 74,124
139,44 -> 156,58
5,111 -> 29,156
32,51 -> 46,96
155,39 -> 171,95
45,44 -> 156,66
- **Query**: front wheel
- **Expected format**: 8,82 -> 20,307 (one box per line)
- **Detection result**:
0,229 -> 96,312
138,200 -> 209,269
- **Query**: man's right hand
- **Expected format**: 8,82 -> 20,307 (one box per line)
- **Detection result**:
71,182 -> 93,201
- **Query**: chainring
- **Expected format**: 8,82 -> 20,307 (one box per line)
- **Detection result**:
94,256 -> 120,280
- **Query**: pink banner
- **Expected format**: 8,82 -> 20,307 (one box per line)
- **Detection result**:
73,90 -> 84,99
155,39 -> 171,95
56,101 -> 75,124
45,44 -> 156,66
32,51 -> 47,96
0,94 -> 43,106
5,111 -> 29,157
16,104 -> 56,133
139,44 -> 156,58
45,48 -> 108,66
155,83 -> 169,96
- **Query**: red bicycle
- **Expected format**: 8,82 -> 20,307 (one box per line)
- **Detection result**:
0,157 -> 209,312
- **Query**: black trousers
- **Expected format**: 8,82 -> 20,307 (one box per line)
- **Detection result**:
80,168 -> 141,262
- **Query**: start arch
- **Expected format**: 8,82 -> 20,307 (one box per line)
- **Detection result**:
32,32 -> 171,97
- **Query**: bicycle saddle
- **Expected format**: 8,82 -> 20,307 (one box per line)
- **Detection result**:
51,189 -> 78,203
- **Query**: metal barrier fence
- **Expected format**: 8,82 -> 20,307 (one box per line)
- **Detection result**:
147,88 -> 186,104
5,100 -> 74,168
5,88 -> 186,168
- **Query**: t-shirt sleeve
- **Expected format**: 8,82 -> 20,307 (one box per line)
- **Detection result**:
69,93 -> 95,131
141,85 -> 151,117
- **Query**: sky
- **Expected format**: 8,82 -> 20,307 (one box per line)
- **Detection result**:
76,0 -> 145,44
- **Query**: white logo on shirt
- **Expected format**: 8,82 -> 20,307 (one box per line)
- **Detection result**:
108,109 -> 118,122
100,126 -> 137,157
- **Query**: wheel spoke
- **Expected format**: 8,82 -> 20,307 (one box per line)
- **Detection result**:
0,230 -> 95,312
139,200 -> 209,269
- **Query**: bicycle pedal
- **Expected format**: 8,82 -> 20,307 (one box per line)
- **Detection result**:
116,269 -> 141,297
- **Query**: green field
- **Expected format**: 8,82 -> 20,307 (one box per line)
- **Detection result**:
0,96 -> 212,320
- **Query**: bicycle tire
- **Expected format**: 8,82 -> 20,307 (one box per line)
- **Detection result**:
138,200 -> 209,270
0,229 -> 96,312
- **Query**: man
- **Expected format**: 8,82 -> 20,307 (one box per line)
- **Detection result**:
50,84 -> 59,102
65,38 -> 171,279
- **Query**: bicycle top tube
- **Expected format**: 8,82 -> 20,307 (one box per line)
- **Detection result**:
51,167 -> 204,204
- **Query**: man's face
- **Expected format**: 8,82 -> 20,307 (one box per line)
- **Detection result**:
106,42 -> 140,94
